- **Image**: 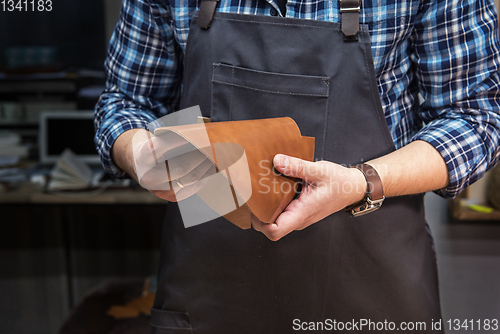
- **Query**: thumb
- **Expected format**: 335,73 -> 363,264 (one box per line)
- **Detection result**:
273,154 -> 321,182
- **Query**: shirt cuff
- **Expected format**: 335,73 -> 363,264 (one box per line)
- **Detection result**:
95,109 -> 157,179
410,118 -> 487,199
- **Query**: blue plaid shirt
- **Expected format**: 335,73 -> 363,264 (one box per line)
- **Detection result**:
95,0 -> 500,198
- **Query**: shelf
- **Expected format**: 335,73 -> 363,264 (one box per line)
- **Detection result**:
448,188 -> 500,221
0,182 -> 166,205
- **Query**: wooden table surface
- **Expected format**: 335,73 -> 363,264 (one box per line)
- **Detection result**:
0,182 -> 166,205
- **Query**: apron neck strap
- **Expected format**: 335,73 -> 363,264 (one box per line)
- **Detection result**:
340,0 -> 360,42
198,0 -> 360,41
198,0 -> 220,29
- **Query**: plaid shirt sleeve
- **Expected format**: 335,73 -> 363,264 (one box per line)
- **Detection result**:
94,0 -> 500,197
94,0 -> 182,178
410,0 -> 500,198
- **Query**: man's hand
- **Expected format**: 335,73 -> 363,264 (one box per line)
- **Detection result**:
252,154 -> 366,241
112,129 -> 214,202
253,140 -> 449,241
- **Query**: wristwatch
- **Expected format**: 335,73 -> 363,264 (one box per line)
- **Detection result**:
344,163 -> 385,217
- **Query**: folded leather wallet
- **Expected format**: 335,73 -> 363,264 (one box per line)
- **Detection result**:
154,117 -> 315,229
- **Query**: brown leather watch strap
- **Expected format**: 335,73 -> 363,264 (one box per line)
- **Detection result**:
198,0 -> 219,29
355,163 -> 384,201
344,163 -> 385,216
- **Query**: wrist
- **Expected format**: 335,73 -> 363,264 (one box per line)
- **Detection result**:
346,166 -> 368,205
111,128 -> 143,181
364,141 -> 449,198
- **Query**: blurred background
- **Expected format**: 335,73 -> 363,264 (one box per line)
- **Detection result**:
1,1 -> 165,333
0,0 -> 500,333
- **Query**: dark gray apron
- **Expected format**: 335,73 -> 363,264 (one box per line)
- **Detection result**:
151,7 -> 443,334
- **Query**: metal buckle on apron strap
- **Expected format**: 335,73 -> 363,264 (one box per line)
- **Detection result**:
199,0 -> 360,41
340,0 -> 361,42
198,0 -> 220,29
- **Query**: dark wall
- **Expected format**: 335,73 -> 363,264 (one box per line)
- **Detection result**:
0,0 -> 106,70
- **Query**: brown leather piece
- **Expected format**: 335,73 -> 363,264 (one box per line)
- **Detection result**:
154,117 -> 315,229
198,0 -> 219,29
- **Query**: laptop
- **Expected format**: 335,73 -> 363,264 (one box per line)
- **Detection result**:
38,111 -> 100,165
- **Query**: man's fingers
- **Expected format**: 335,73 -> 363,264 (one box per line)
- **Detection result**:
152,164 -> 213,201
139,154 -> 211,190
251,198 -> 309,241
141,155 -> 213,190
251,217 -> 280,240
139,162 -> 172,190
274,199 -> 309,230
166,149 -> 208,180
151,132 -> 191,159
171,172 -> 211,201
252,218 -> 294,241
177,158 -> 217,188
273,154 -> 323,183
133,130 -> 193,180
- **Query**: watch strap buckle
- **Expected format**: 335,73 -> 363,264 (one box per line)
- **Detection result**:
347,195 -> 385,217
344,163 -> 385,217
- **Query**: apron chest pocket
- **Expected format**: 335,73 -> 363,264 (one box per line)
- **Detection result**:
211,63 -> 330,160
150,308 -> 193,333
